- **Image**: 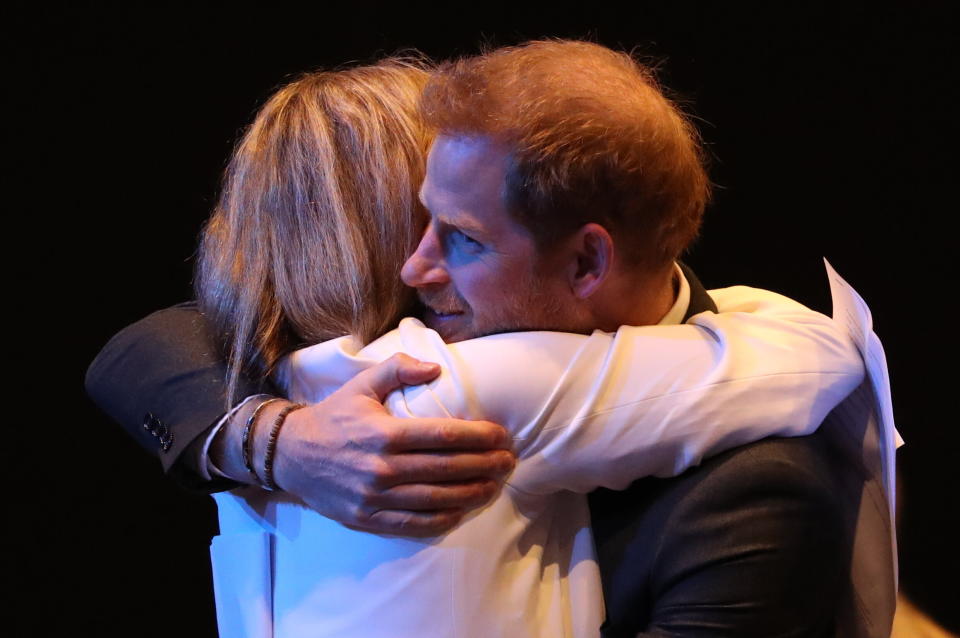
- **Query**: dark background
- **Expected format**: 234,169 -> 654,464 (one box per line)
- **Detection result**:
9,2 -> 957,635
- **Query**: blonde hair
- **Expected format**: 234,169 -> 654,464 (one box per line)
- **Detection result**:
422,40 -> 709,272
196,59 -> 432,404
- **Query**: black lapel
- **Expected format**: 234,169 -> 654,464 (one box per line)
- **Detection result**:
678,262 -> 717,320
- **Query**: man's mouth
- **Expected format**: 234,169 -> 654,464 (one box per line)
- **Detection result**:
416,289 -> 471,339
418,290 -> 465,321
424,307 -> 464,322
419,301 -> 468,340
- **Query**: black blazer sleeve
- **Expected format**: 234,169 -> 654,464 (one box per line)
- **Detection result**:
84,302 -> 277,491
592,432 -> 849,638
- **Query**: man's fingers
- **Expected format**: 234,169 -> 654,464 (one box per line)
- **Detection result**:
343,353 -> 440,402
359,509 -> 465,538
383,450 -> 515,484
394,356 -> 442,386
386,418 -> 512,452
369,480 -> 500,511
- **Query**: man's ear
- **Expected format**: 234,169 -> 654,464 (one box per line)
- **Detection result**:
566,223 -> 615,299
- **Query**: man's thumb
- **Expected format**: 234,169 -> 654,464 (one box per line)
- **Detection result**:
348,353 -> 440,402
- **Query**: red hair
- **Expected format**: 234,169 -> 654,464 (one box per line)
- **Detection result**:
421,40 -> 709,272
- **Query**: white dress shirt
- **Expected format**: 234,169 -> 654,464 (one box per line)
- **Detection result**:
210,278 -> 865,638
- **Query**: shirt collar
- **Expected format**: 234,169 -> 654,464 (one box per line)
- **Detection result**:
657,263 -> 690,326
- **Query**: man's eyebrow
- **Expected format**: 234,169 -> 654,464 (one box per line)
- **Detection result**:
419,189 -> 487,238
439,214 -> 487,239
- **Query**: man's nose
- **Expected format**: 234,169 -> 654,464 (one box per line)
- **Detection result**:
401,223 -> 450,287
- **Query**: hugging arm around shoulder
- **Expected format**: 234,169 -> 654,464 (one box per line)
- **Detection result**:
317,285 -> 865,495
84,302 -> 277,491
520,285 -> 864,492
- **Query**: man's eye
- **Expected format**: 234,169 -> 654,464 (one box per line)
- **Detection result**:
452,230 -> 483,251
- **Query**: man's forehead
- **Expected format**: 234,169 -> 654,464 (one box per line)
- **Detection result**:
424,134 -> 511,192
420,133 -> 515,229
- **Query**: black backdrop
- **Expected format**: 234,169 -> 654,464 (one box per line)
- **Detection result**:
10,3 -> 957,635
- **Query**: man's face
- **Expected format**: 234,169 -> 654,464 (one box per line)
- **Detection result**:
400,134 -> 572,343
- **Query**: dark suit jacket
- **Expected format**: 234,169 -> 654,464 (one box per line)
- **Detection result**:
85,302 -> 269,491
85,269 -> 859,637
587,266 -> 851,637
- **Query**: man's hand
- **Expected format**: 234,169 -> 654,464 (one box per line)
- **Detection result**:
216,354 -> 515,536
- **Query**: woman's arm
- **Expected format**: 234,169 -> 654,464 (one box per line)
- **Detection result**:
286,286 -> 863,495
502,286 -> 863,494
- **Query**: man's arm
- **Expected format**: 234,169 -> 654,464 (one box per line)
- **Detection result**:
85,304 -> 515,535
85,302 -> 252,490
218,354 -> 515,535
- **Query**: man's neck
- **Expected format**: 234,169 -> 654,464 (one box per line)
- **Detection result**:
588,265 -> 678,331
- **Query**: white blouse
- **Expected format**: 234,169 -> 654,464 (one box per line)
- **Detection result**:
210,285 -> 865,638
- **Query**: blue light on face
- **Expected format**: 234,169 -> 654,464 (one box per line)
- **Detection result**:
441,225 -> 486,266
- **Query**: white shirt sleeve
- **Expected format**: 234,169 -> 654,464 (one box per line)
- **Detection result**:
284,286 -> 864,496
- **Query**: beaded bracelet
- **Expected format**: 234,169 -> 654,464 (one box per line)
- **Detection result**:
242,397 -> 283,479
261,403 -> 305,491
